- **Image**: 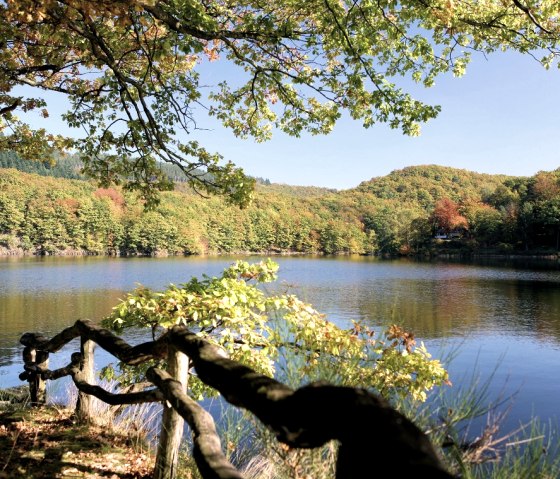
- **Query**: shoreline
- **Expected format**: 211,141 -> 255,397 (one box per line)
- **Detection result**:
0,245 -> 558,260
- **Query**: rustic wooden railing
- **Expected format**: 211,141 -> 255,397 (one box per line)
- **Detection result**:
20,320 -> 455,479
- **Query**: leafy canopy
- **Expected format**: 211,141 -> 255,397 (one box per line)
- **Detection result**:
1,0 -> 559,204
102,259 -> 449,402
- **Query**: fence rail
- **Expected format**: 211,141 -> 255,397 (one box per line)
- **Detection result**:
20,319 -> 454,479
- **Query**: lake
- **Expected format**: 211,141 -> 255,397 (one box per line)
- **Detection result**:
1,255 -> 560,435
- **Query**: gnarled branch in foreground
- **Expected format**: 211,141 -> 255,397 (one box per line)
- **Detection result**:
166,325 -> 454,479
20,320 -> 456,478
20,319 -> 168,365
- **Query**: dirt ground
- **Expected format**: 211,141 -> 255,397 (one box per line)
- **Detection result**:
0,406 -> 154,478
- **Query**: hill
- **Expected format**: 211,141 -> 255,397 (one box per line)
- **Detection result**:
0,150 -> 84,180
355,165 -> 512,207
0,162 -> 559,257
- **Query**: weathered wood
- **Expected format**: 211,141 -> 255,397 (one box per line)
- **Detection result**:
76,337 -> 97,422
39,352 -> 82,380
21,328 -> 79,352
154,344 -> 189,479
25,352 -> 164,405
34,349 -> 49,405
72,377 -> 164,405
19,322 -> 456,479
148,367 -> 245,479
73,320 -> 168,365
169,326 -> 293,415
20,320 -> 167,365
169,325 -> 454,479
22,346 -> 36,403
22,344 -> 49,406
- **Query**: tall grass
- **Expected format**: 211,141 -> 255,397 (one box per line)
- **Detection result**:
393,355 -> 560,479
208,345 -> 560,479
56,378 -> 161,452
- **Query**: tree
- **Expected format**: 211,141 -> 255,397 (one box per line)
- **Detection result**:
1,0 -> 559,204
101,260 -> 449,403
430,197 -> 468,235
462,200 -> 503,247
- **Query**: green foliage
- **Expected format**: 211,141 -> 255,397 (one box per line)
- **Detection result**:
0,192 -> 24,234
3,165 -> 560,256
356,165 -> 508,206
124,212 -> 180,256
2,1 -> 560,203
102,260 -> 449,402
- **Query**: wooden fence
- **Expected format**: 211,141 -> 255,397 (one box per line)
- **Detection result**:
19,319 -> 455,479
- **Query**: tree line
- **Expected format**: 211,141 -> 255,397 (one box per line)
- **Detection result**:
0,162 -> 559,256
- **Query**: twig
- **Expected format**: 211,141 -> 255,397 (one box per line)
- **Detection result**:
1,429 -> 21,471
505,435 -> 545,448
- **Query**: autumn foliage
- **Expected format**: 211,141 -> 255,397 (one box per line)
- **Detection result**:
430,198 -> 468,235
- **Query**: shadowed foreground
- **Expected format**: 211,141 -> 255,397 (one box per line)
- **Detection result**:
19,320 -> 454,479
0,406 -> 153,479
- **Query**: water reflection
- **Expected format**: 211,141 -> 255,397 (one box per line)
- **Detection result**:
0,289 -> 123,378
274,259 -> 560,343
1,255 -> 560,432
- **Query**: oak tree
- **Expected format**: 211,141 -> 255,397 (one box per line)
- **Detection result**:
1,0 -> 559,204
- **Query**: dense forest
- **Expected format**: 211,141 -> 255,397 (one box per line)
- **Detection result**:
1,154 -> 559,257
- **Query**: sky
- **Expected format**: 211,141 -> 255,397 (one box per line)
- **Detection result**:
193,50 -> 560,189
18,49 -> 560,191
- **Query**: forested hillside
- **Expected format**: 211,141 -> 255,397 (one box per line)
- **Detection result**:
356,165 -> 509,206
0,151 -> 84,180
1,162 -> 559,256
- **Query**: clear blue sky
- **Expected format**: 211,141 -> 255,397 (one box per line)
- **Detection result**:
193,50 -> 560,189
19,49 -> 560,190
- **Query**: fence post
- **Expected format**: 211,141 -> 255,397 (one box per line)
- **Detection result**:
22,345 -> 49,406
75,337 -> 97,422
154,344 -> 189,479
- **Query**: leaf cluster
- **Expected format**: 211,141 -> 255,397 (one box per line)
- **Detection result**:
0,0 -> 559,203
101,259 -> 449,402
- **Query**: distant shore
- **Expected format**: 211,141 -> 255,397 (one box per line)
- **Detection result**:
1,245 -> 558,260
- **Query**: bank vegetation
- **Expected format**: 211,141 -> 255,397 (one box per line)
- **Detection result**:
1,155 -> 559,258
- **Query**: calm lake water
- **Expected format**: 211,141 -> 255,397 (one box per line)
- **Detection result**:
1,255 -> 560,435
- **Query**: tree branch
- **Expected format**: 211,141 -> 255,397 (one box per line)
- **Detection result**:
148,367 -> 245,479
20,319 -> 168,365
168,325 -> 455,479
0,98 -> 21,116
511,0 -> 553,35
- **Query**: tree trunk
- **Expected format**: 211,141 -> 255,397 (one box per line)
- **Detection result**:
75,337 -> 96,422
154,345 -> 189,479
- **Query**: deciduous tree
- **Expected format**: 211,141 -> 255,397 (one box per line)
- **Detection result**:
0,0 -> 559,204
101,259 -> 450,402
430,197 -> 468,235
